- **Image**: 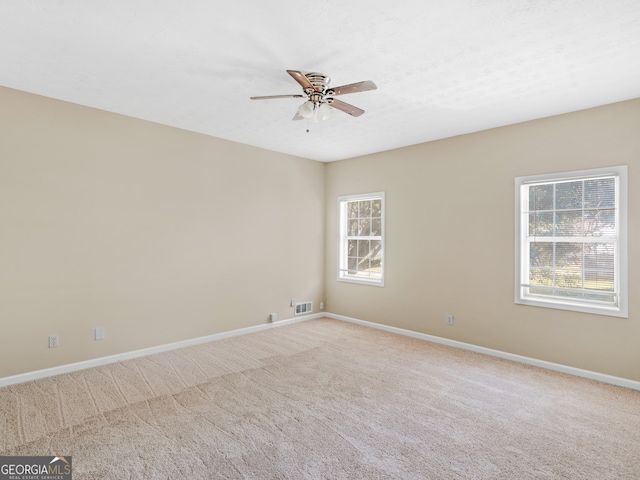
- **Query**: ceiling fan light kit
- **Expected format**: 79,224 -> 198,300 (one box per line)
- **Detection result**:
298,101 -> 334,122
250,70 -> 377,123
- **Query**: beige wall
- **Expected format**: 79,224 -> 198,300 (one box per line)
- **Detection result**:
2,85 -> 638,383
0,87 -> 325,378
325,99 -> 640,382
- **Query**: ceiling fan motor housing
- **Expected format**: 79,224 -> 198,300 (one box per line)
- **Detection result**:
304,73 -> 335,105
305,73 -> 330,92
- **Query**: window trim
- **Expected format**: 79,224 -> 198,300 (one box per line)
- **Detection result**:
514,166 -> 628,318
337,192 -> 385,287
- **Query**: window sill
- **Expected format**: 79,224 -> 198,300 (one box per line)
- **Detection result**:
515,296 -> 627,318
338,276 -> 385,287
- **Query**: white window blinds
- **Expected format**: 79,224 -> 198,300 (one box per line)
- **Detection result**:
515,167 -> 627,317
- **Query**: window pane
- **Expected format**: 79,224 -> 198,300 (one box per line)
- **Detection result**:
371,199 -> 382,217
371,218 -> 382,236
584,271 -> 614,292
529,286 -> 553,296
359,200 -> 371,218
555,288 -> 585,299
584,209 -> 616,237
584,243 -> 614,271
347,240 -> 357,256
555,270 -> 582,289
555,243 -> 582,270
348,219 -> 359,236
584,178 -> 615,208
555,210 -> 582,236
530,268 -> 553,286
530,243 -> 553,268
358,219 -> 371,236
555,181 -> 582,210
357,258 -> 370,272
530,184 -> 553,211
371,239 -> 382,254
584,292 -> 616,302
357,240 -> 371,258
347,256 -> 358,271
347,202 -> 359,219
529,212 -> 554,236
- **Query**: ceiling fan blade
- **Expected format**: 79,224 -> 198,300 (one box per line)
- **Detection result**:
329,99 -> 365,117
329,80 -> 377,96
250,94 -> 305,100
287,70 -> 315,91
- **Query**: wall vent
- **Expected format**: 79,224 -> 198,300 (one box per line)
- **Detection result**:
295,301 -> 313,315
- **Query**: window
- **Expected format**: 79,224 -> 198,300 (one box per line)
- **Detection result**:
338,192 -> 385,286
515,166 -> 627,317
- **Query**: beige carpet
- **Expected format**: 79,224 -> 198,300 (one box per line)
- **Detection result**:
1,318 -> 639,479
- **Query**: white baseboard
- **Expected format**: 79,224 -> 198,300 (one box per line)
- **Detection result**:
0,313 -> 323,388
326,313 -> 640,392
3,311 -> 638,392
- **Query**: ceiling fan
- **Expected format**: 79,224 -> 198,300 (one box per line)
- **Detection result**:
250,70 -> 377,122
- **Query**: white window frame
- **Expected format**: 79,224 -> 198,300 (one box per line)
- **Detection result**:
338,192 -> 385,286
514,166 -> 627,317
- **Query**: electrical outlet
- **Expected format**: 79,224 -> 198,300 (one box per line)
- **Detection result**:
94,327 -> 105,341
270,313 -> 277,323
48,335 -> 59,348
446,314 -> 454,326
320,302 -> 324,310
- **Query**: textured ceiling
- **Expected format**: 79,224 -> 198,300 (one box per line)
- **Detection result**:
1,1 -> 640,162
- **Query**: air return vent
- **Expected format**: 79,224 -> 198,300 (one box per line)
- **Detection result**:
295,301 -> 313,315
